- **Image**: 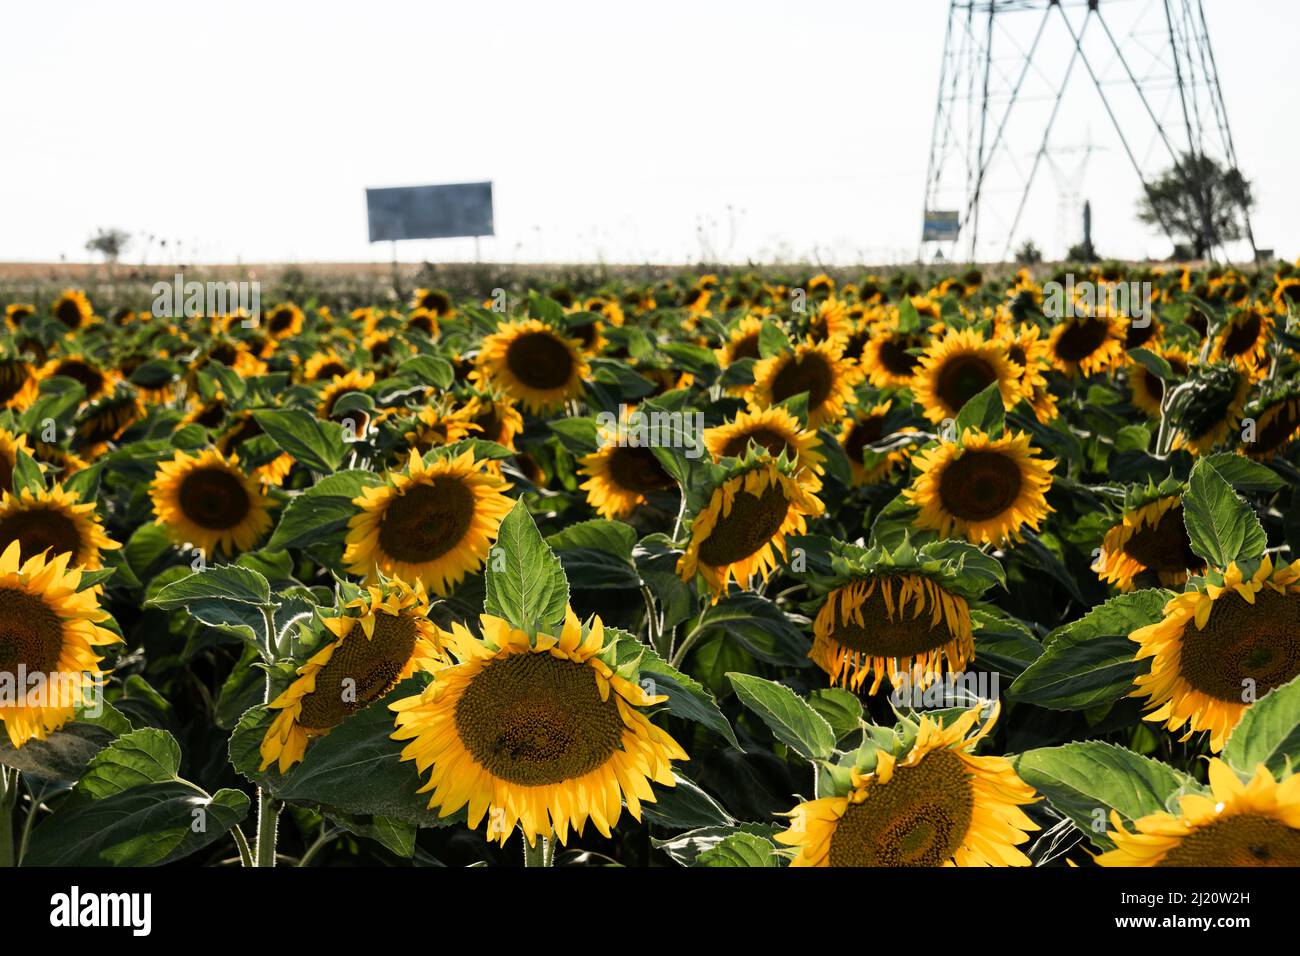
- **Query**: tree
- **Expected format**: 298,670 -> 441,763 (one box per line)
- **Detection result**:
1014,240 -> 1043,265
85,227 -> 132,264
1136,152 -> 1253,259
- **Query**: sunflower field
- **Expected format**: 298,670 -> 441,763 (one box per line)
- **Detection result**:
2,263 -> 1300,870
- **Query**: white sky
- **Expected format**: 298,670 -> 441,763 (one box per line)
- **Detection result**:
2,0 -> 1296,265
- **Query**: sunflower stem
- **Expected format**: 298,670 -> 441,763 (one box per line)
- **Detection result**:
254,788 -> 280,867
231,824 -> 255,868
0,766 -> 18,868
522,835 -> 553,867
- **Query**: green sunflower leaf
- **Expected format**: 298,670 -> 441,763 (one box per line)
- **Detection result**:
265,469 -> 384,553
1182,456 -> 1267,568
253,408 -> 348,474
1222,674 -> 1300,779
484,498 -> 570,637
1013,741 -> 1200,850
725,672 -> 835,760
953,380 -> 1006,438
694,831 -> 780,867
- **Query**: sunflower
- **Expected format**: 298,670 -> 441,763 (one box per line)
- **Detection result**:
5,303 -> 35,328
566,315 -> 607,356
474,319 -> 589,414
1170,367 -> 1252,455
715,314 -> 764,369
0,542 -> 121,748
905,429 -> 1055,546
411,287 -> 455,317
263,302 -> 305,340
39,355 -> 118,403
911,327 -> 1021,425
807,297 -> 852,344
317,369 -> 375,425
578,417 -> 677,519
811,574 -> 973,695
704,406 -> 825,489
677,455 -> 824,601
190,339 -> 266,380
462,394 -> 525,450
1046,313 -> 1126,377
344,449 -> 513,595
183,393 -> 228,429
1210,306 -> 1273,377
1128,347 -> 1192,418
1243,390 -> 1300,460
838,401 -> 911,486
302,350 -> 351,383
406,307 -> 440,339
862,322 -> 925,389
390,608 -> 687,847
1130,557 -> 1300,752
749,339 -> 862,429
583,296 -> 625,327
774,704 -> 1038,866
1272,276 -> 1300,313
1124,314 -> 1164,351
1097,758 -> 1300,866
0,484 -> 119,569
259,580 -> 448,773
74,389 -> 145,452
215,411 -> 294,486
50,290 -> 93,331
29,442 -> 87,485
149,448 -> 273,557
0,356 -> 38,411
1094,494 -> 1203,591
402,404 -> 480,457
0,428 -> 31,495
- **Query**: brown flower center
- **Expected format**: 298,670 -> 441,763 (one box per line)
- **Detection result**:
296,612 -> 421,732
0,507 -> 85,565
937,450 -> 1023,522
505,331 -> 575,390
377,477 -> 475,563
606,446 -> 673,495
769,351 -> 834,409
1159,813 -> 1300,867
0,586 -> 64,676
935,354 -> 997,413
178,467 -> 252,530
697,478 -> 789,566
1178,589 -> 1300,702
1053,317 -> 1112,362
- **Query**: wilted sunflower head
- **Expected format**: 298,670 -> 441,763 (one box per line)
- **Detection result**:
149,448 -> 273,557
1130,557 -> 1300,752
1242,390 -> 1300,460
677,454 -> 824,601
0,484 -> 119,570
775,704 -> 1038,867
1094,492 -> 1203,591
1169,365 -> 1252,455
74,389 -> 145,452
749,339 -> 862,429
911,327 -> 1021,425
474,319 -> 589,414
344,448 -> 514,595
40,355 -> 117,403
0,541 -> 121,748
1098,758 -> 1300,867
705,406 -> 825,488
51,290 -> 93,331
390,607 -> 687,846
259,579 -> 448,773
905,428 -> 1056,546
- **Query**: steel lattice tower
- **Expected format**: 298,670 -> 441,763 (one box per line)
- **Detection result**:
920,0 -> 1256,263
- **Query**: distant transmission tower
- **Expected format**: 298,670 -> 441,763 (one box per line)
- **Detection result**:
920,0 -> 1257,263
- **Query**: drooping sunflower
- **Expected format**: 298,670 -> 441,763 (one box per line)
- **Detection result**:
50,289 -> 93,331
263,302 -> 305,340
0,484 -> 119,569
0,542 -> 121,749
838,401 -> 912,486
73,389 -> 145,453
474,319 -> 589,414
862,322 -> 925,389
1170,366 -> 1252,455
1094,493 -> 1203,591
344,449 -> 513,595
1242,389 -> 1300,460
1097,758 -> 1300,867
812,574 -> 973,695
149,448 -> 273,557
1046,313 -> 1126,377
1130,557 -> 1300,752
578,414 -> 677,519
1128,346 -> 1192,418
905,429 -> 1055,545
390,608 -> 687,847
775,704 -> 1038,866
259,580 -> 448,773
1210,306 -> 1273,377
0,356 -> 39,411
0,427 -> 31,494
705,406 -> 825,489
911,327 -> 1021,425
749,339 -> 862,429
677,454 -> 824,601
